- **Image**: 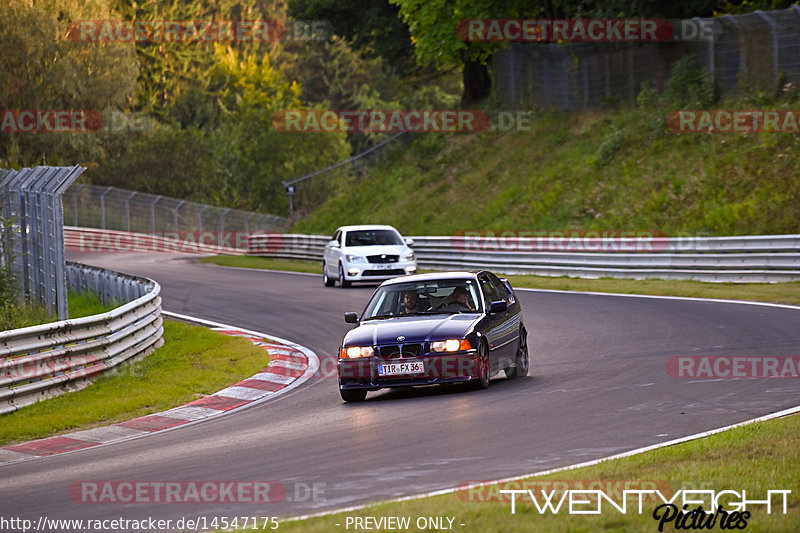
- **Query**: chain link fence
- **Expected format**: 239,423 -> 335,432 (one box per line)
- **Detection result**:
493,6 -> 800,109
282,132 -> 411,219
63,184 -> 289,237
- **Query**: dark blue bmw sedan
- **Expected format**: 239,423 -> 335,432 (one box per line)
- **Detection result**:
337,271 -> 528,402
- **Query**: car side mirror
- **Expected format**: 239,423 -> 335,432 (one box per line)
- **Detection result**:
329,240 -> 340,248
344,312 -> 359,323
404,237 -> 414,247
489,300 -> 507,313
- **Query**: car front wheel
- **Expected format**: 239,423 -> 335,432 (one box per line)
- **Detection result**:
469,341 -> 490,390
338,263 -> 351,288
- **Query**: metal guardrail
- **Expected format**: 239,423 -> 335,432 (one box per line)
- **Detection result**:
0,263 -> 163,414
247,233 -> 800,283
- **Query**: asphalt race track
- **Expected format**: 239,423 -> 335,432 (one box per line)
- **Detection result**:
2,252 -> 799,530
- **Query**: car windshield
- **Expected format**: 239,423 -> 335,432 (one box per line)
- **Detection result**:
362,279 -> 481,319
345,229 -> 403,247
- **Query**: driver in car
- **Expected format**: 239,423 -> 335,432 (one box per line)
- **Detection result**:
449,287 -> 474,310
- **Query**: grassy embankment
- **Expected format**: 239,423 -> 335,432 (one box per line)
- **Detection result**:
292,102 -> 800,237
204,96 -> 800,302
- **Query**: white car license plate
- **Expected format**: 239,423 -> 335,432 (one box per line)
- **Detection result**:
378,361 -> 424,376
372,264 -> 396,270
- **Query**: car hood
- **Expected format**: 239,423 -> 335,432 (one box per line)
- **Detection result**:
342,245 -> 409,256
344,314 -> 480,346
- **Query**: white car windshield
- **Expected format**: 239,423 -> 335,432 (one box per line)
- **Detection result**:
345,230 -> 403,247
362,280 -> 481,319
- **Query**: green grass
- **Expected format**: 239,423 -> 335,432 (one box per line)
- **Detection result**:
0,320 -> 269,446
0,289 -> 118,330
64,289 -> 118,318
276,413 -> 800,532
292,103 -> 800,238
199,254 -> 320,274
504,276 -> 800,306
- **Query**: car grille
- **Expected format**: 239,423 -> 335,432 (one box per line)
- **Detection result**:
362,269 -> 405,276
379,343 -> 423,359
367,254 -> 399,264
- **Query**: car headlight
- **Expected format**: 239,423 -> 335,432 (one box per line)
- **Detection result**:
341,346 -> 374,359
431,339 -> 472,352
403,252 -> 415,261
346,254 -> 367,263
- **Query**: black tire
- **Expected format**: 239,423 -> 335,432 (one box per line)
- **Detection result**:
506,327 -> 529,378
338,263 -> 351,288
323,262 -> 335,286
340,388 -> 367,402
469,341 -> 490,390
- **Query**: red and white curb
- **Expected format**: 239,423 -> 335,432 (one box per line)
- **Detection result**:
0,311 -> 318,467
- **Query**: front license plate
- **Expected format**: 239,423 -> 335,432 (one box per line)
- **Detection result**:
378,361 -> 424,376
372,264 -> 396,270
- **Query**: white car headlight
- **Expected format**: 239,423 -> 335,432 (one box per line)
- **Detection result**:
346,254 -> 367,263
343,346 -> 374,359
431,339 -> 471,352
403,252 -> 415,261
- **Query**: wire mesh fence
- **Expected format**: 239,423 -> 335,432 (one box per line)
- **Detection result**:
282,132 -> 411,219
63,184 -> 289,238
493,6 -> 800,109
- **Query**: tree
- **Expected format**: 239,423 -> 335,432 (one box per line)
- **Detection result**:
0,0 -> 138,167
206,45 -> 351,213
287,0 -> 417,75
390,0 -> 544,105
109,0 -> 277,118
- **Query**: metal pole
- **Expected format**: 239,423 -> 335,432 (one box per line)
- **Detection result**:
72,184 -> 81,227
125,191 -> 137,232
218,208 -> 230,233
256,215 -> 268,233
100,186 -> 112,229
173,200 -> 185,233
197,205 -> 208,232
149,196 -> 161,234
754,10 -> 779,87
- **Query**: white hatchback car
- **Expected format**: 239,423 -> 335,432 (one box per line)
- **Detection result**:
323,225 -> 417,287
